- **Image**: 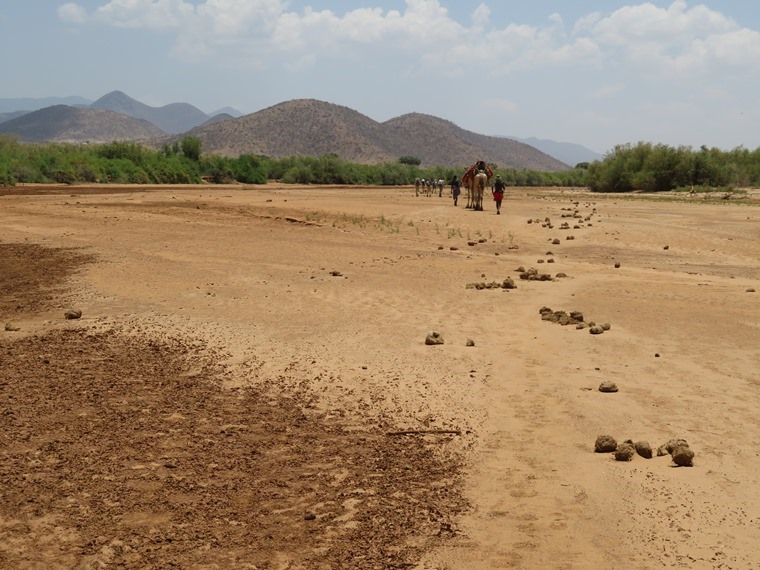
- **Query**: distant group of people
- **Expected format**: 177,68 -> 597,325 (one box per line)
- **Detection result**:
416,162 -> 507,214
414,177 -> 445,197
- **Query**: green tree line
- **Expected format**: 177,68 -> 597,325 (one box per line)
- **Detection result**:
1,136 -> 758,191
585,142 -> 760,192
0,136 -> 588,188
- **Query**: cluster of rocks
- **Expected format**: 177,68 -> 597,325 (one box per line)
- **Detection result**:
538,307 -> 611,334
527,203 -> 597,231
424,331 -> 476,347
527,217 -> 553,227
466,277 -> 517,290
595,435 -> 694,466
516,267 -> 553,281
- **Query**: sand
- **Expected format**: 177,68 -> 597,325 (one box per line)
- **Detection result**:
1,183 -> 759,569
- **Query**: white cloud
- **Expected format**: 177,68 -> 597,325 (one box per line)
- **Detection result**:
58,3 -> 88,23
92,0 -> 196,29
55,0 -> 760,77
471,3 -> 490,29
582,1 -> 760,74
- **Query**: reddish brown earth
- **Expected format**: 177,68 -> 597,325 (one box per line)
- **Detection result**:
1,183 -> 759,569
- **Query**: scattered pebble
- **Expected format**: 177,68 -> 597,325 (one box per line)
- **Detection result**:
64,309 -> 82,320
598,381 -> 618,393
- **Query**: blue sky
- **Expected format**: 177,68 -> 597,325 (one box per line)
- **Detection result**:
1,1 -> 759,154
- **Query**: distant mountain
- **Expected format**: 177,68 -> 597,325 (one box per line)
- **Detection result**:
0,93 -> 587,170
90,91 -> 209,134
177,99 -> 569,171
210,106 -> 243,118
0,96 -> 91,113
0,111 -> 29,125
198,113 -> 236,128
510,136 -> 603,166
0,105 -> 165,143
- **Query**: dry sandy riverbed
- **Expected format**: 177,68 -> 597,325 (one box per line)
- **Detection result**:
1,183 -> 759,569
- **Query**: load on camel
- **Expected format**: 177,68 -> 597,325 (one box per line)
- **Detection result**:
461,160 -> 494,210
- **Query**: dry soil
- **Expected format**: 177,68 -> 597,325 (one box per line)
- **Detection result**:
1,183 -> 759,569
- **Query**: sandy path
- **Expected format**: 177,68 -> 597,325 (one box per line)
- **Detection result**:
1,184 -> 759,568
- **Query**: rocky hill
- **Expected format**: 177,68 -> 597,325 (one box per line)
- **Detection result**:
179,99 -> 569,170
0,105 -> 165,143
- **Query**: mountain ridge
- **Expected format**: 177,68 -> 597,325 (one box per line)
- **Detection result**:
0,93 -> 604,168
171,99 -> 570,170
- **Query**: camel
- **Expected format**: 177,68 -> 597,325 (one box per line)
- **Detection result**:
461,161 -> 494,210
471,171 -> 489,211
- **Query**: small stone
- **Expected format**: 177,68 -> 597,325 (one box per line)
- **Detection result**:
467,241 -> 477,246
329,270 -> 342,277
466,338 -> 475,347
663,245 -> 670,250
655,353 -> 660,358
555,272 -> 568,278
747,288 -> 756,293
304,513 -> 317,521
634,441 -> 653,459
614,443 -> 636,462
589,325 -> 605,335
672,446 -> 694,467
552,238 -> 560,245
601,323 -> 611,331
598,381 -> 618,393
501,277 -> 517,289
594,435 -> 617,453
614,262 -> 621,268
64,309 -> 82,320
4,322 -> 21,332
450,246 -> 459,251
425,331 -> 444,345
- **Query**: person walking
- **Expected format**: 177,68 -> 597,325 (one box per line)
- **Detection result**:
492,175 -> 506,214
450,176 -> 461,206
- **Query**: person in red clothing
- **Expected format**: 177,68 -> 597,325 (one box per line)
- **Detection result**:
491,175 -> 506,214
